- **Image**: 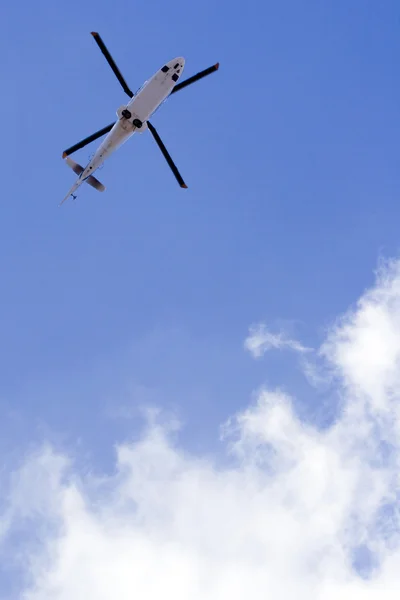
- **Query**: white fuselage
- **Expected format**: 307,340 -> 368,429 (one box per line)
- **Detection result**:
68,57 -> 185,197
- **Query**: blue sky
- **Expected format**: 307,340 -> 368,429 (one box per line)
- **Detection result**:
0,2 -> 400,597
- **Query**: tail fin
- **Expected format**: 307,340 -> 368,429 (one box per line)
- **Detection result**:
86,175 -> 105,192
65,157 -> 105,192
65,157 -> 84,176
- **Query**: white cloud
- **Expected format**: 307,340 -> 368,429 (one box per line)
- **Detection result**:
244,323 -> 311,358
3,259 -> 400,598
321,259 -> 400,413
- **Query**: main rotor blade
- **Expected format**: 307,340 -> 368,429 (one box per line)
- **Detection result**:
62,122 -> 115,158
147,121 -> 187,189
170,63 -> 219,95
91,32 -> 134,98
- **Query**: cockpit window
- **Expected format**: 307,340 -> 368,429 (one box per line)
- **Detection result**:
161,65 -> 169,72
174,63 -> 179,69
172,73 -> 179,82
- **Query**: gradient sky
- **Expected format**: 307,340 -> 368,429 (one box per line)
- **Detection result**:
0,2 -> 399,597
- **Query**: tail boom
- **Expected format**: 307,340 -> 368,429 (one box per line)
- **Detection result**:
59,179 -> 83,206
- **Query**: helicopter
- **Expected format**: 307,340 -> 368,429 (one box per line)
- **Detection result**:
60,32 -> 219,205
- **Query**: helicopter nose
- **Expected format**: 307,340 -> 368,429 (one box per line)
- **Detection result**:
170,57 -> 184,82
174,57 -> 185,70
